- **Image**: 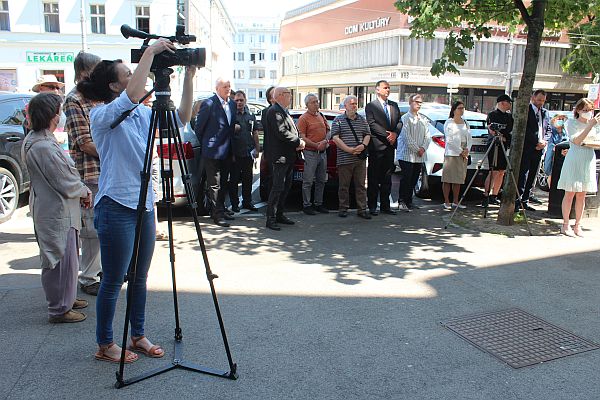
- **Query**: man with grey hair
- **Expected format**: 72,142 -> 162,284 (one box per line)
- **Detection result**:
195,77 -> 236,227
264,86 -> 305,230
64,50 -> 103,295
297,93 -> 329,215
331,95 -> 371,219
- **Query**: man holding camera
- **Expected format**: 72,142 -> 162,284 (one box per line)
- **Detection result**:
229,90 -> 259,212
482,94 -> 514,207
195,78 -> 236,227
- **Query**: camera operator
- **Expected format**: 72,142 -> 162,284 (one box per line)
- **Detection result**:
77,38 -> 196,364
482,94 -> 514,207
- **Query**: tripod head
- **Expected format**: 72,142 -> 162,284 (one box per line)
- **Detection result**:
152,67 -> 176,112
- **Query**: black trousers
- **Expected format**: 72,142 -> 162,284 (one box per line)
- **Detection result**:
228,156 -> 254,207
367,147 -> 395,211
204,157 -> 230,219
517,148 -> 543,203
266,162 -> 294,218
397,160 -> 421,205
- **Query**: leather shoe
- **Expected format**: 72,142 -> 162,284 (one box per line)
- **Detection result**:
369,209 -> 379,216
231,205 -> 240,213
529,195 -> 543,205
223,213 -> 235,221
522,204 -> 537,212
266,220 -> 281,231
314,205 -> 329,214
357,211 -> 372,219
73,299 -> 89,310
338,210 -> 348,218
381,209 -> 397,215
213,218 -> 230,227
242,203 -> 258,211
49,310 -> 87,323
81,282 -> 100,296
225,209 -> 235,216
276,215 -> 295,225
303,206 -> 317,215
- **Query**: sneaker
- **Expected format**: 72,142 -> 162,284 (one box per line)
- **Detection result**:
338,210 -> 348,218
452,203 -> 466,209
72,299 -> 89,310
443,203 -> 452,210
49,310 -> 87,323
81,282 -> 100,296
303,206 -> 317,215
314,205 -> 330,214
398,202 -> 411,212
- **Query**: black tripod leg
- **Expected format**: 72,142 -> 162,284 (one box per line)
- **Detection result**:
115,109 -> 160,388
483,139 -> 498,219
498,140 -> 533,235
445,138 -> 496,229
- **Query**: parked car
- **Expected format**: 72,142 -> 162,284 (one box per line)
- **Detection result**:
258,109 -> 342,202
0,92 -> 33,223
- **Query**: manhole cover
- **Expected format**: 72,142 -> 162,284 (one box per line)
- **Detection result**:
441,308 -> 600,368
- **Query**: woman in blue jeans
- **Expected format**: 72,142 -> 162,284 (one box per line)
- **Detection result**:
77,39 -> 195,363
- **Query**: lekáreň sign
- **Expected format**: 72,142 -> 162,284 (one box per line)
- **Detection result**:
26,52 -> 75,63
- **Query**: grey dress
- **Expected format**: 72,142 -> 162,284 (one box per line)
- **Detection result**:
22,130 -> 89,269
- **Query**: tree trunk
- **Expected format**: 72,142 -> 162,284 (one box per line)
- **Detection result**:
497,1 -> 546,225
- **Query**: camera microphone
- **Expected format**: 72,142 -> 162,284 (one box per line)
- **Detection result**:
121,24 -> 156,40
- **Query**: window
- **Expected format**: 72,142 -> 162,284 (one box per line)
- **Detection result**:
90,4 -> 105,34
237,51 -> 244,61
136,6 -> 150,34
0,1 -> 9,31
238,70 -> 245,79
269,70 -> 277,79
0,98 -> 29,126
0,69 -> 17,91
270,53 -> 277,62
249,35 -> 255,44
233,52 -> 236,61
258,70 -> 265,78
249,69 -> 256,79
259,52 -> 265,61
235,33 -> 244,43
258,90 -> 264,99
270,34 -> 278,44
250,53 -> 256,63
248,88 -> 256,99
258,34 -> 264,43
43,2 -> 60,33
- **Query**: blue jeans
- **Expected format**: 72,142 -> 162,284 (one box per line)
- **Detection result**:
94,196 -> 155,346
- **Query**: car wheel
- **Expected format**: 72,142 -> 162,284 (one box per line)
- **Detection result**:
0,167 -> 19,224
414,164 -> 430,199
536,163 -> 550,192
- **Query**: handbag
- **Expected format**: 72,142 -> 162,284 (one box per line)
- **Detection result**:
346,117 -> 368,160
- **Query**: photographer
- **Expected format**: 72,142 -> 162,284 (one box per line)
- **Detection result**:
482,94 -> 514,207
77,38 -> 196,363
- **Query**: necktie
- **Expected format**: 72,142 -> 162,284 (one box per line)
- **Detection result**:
383,102 -> 390,124
537,110 -> 544,142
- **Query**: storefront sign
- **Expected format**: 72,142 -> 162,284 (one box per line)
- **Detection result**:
26,52 -> 75,64
344,17 -> 391,35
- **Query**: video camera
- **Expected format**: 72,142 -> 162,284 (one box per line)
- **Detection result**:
489,122 -> 507,133
121,24 -> 206,71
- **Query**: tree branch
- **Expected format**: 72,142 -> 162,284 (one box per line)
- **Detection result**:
514,0 -> 531,25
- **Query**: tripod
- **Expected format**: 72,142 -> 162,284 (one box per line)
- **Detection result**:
113,67 -> 237,388
444,132 -> 532,235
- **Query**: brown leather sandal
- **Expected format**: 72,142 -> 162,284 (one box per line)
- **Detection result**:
95,343 -> 138,363
128,336 -> 165,358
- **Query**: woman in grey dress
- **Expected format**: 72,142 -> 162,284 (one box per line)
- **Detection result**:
22,93 -> 92,323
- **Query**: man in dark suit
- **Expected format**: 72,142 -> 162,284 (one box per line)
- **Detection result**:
517,89 -> 550,211
195,77 -> 236,227
365,80 -> 402,215
264,86 -> 305,230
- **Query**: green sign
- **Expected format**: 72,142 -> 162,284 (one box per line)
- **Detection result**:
26,52 -> 75,64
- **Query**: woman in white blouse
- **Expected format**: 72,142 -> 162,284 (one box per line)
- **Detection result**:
442,101 -> 472,209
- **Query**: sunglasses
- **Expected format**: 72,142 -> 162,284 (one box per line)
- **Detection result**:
41,84 -> 61,90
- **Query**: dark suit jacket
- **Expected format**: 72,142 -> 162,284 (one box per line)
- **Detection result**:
365,98 -> 402,153
265,103 -> 301,164
194,94 -> 236,160
261,104 -> 272,161
524,104 -> 550,152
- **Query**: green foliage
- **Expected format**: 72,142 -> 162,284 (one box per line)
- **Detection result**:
561,18 -> 600,77
394,0 -> 595,76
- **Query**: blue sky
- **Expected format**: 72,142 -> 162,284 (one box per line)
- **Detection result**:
222,0 -> 314,18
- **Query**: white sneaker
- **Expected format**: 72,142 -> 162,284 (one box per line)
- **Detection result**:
398,202 -> 411,212
452,203 -> 466,209
443,203 -> 452,210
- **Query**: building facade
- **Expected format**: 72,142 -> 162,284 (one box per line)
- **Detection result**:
0,0 -> 233,96
279,0 -> 590,112
232,17 -> 280,104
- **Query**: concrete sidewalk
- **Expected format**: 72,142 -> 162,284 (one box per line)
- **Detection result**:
1,205 -> 600,400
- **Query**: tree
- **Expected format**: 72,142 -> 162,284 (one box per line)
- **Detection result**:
561,17 -> 600,80
393,0 -> 595,225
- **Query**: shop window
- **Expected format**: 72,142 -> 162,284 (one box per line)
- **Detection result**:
0,1 -> 10,31
136,6 -> 150,34
43,2 -> 60,33
90,4 -> 105,34
0,69 -> 17,91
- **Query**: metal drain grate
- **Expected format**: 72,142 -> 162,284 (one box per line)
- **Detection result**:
441,308 -> 600,368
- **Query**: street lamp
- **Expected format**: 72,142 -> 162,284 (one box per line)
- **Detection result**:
291,47 -> 302,108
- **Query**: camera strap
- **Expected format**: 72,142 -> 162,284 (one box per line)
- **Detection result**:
110,88 -> 155,129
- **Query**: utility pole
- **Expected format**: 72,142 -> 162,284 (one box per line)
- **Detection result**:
80,0 -> 87,51
505,34 -> 514,95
